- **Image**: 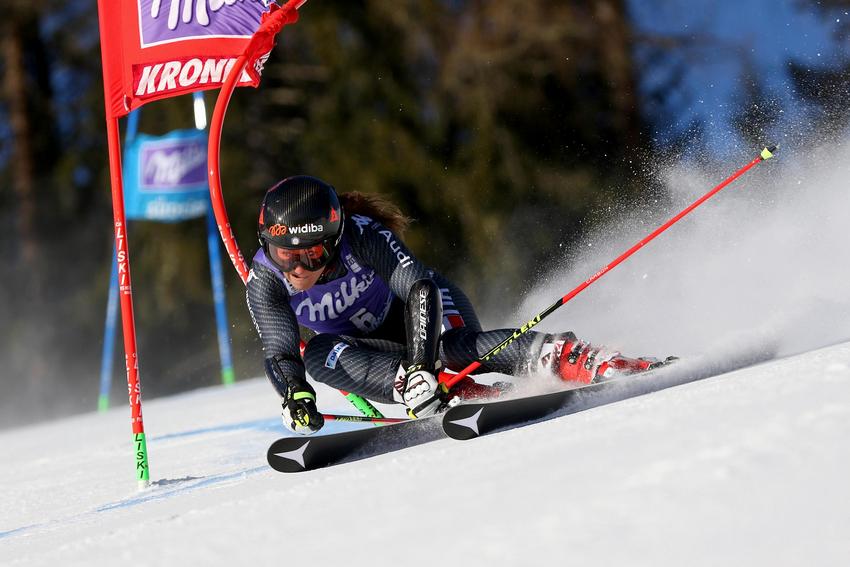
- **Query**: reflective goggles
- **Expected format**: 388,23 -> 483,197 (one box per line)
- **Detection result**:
268,242 -> 334,272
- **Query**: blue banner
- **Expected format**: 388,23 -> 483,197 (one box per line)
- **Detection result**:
123,129 -> 209,222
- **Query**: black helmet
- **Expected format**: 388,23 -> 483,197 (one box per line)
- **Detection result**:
258,176 -> 344,272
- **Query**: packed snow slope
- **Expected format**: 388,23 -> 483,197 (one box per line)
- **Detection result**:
2,340 -> 849,566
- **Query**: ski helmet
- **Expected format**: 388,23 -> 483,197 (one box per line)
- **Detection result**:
258,175 -> 344,272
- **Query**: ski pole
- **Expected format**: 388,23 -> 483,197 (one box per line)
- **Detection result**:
440,145 -> 778,392
322,414 -> 409,424
299,339 -> 387,419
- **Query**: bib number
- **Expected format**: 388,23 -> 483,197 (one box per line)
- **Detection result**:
349,307 -> 379,332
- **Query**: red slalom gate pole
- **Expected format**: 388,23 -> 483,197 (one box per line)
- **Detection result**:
207,50 -> 251,283
441,145 -> 778,392
206,0 -> 382,419
207,0 -> 307,284
104,115 -> 151,490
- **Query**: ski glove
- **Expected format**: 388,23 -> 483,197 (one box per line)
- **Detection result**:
281,388 -> 324,435
394,366 -> 442,418
264,355 -> 323,434
279,371 -> 323,435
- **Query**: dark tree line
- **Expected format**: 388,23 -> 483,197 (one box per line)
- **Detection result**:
0,0 -> 842,427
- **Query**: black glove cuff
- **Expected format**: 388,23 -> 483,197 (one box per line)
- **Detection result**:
265,354 -> 312,400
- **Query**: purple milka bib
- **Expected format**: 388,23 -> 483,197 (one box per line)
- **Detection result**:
253,237 -> 394,335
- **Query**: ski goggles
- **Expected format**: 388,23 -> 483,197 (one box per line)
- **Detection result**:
268,242 -> 334,272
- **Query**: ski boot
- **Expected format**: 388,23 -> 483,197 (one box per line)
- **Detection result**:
543,335 -> 674,385
445,376 -> 512,405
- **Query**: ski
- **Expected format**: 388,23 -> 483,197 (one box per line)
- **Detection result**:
268,347 -> 781,468
267,414 -> 443,472
442,350 -> 776,440
442,380 -> 616,440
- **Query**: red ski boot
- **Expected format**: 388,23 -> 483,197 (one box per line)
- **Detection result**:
446,376 -> 510,403
550,338 -> 666,384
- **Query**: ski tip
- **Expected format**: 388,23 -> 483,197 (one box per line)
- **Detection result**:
761,145 -> 779,160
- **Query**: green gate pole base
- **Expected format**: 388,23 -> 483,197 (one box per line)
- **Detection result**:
134,432 -> 151,490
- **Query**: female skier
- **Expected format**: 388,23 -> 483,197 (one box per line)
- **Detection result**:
247,176 -> 664,434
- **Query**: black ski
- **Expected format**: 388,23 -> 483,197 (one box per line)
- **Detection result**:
267,415 -> 443,472
442,380 -> 615,440
442,350 -> 776,440
268,346 -> 782,468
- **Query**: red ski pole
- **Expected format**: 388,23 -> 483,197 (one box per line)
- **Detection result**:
440,145 -> 778,392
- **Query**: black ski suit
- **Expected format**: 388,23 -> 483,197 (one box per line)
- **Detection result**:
246,214 -> 551,404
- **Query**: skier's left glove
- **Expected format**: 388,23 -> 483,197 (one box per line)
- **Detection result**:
281,383 -> 324,436
394,366 -> 443,418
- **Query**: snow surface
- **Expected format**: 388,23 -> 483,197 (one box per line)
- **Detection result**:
2,341 -> 849,566
5,144 -> 850,565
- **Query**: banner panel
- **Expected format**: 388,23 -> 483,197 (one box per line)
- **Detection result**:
124,129 -> 210,221
97,0 -> 275,118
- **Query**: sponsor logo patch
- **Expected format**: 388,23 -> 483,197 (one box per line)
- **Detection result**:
351,214 -> 373,235
140,138 -> 206,189
378,229 -> 414,268
324,342 -> 349,369
418,287 -> 429,340
133,56 -> 254,99
289,223 -> 324,235
344,253 -> 362,273
295,273 -> 377,323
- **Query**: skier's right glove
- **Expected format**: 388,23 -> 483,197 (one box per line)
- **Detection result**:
281,383 -> 324,435
265,355 -> 324,435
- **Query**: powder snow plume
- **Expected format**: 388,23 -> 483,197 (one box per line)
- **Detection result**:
512,142 -> 850,361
